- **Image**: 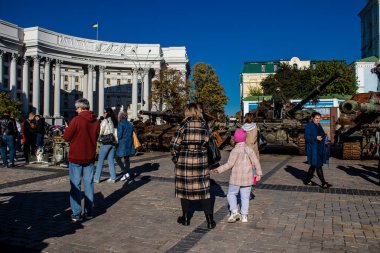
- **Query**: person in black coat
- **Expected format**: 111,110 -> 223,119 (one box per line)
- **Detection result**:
23,112 -> 37,164
0,109 -> 18,167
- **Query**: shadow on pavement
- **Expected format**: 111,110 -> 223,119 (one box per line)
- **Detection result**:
284,165 -> 307,182
336,164 -> 380,186
0,177 -> 150,252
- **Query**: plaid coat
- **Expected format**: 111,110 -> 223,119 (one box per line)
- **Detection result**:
170,117 -> 210,200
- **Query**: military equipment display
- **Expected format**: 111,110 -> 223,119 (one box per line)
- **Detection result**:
251,70 -> 342,154
135,110 -> 183,150
335,92 -> 380,159
136,109 -> 228,150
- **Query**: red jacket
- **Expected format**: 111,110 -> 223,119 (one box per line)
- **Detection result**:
63,110 -> 100,164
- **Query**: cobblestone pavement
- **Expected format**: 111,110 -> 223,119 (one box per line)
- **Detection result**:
0,150 -> 379,253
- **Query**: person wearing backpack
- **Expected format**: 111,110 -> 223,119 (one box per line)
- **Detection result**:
0,109 -> 18,168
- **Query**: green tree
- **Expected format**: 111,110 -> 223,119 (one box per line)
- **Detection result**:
0,91 -> 21,117
261,61 -> 357,99
247,85 -> 263,96
150,67 -> 190,110
191,62 -> 228,114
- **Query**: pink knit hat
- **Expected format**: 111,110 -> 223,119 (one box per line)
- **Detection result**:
234,128 -> 247,143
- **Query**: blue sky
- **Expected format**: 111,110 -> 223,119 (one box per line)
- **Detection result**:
0,0 -> 366,116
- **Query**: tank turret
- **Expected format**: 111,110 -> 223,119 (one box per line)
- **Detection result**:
250,70 -> 342,154
335,91 -> 380,159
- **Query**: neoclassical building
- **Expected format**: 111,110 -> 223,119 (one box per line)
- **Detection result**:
0,19 -> 189,120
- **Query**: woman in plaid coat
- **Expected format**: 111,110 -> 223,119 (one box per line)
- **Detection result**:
170,103 -> 216,229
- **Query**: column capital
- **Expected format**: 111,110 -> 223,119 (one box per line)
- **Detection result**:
55,59 -> 63,65
23,57 -> 31,65
133,68 -> 138,74
0,50 -> 4,58
31,55 -> 41,62
88,64 -> 95,71
99,65 -> 106,72
44,57 -> 53,65
11,53 -> 19,61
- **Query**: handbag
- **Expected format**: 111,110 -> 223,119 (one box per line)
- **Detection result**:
99,133 -> 114,145
257,130 -> 267,149
132,131 -> 141,150
207,130 -> 221,166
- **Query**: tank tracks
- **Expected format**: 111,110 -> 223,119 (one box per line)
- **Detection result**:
297,135 -> 306,155
342,141 -> 361,160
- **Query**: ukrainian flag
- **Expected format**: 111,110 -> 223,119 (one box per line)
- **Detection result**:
92,23 -> 98,28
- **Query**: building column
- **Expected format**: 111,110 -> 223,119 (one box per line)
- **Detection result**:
22,57 -> 30,115
83,71 -> 88,99
143,69 -> 150,111
32,55 -> 41,114
54,59 -> 62,117
0,50 -> 4,90
10,53 -> 18,99
98,66 -> 105,117
87,65 -> 95,110
132,68 -> 138,119
43,58 -> 52,117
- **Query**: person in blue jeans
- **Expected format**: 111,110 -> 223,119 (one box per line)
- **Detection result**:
0,109 -> 17,168
94,108 -> 118,183
115,111 -> 135,181
63,98 -> 100,222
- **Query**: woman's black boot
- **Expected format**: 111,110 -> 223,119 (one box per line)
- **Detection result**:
177,212 -> 191,226
205,214 -> 216,229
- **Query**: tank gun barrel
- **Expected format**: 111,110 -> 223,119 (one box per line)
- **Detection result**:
286,69 -> 343,118
139,110 -> 183,119
340,100 -> 380,114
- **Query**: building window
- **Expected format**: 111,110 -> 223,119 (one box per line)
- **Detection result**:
127,79 -> 131,84
75,76 -> 79,82
117,73 -> 121,75
76,69 -> 79,72
274,64 -> 278,72
107,78 -> 111,85
261,64 -> 266,72
107,72 -> 110,75
75,85 -> 79,91
65,68 -> 68,72
117,79 -> 121,85
293,64 -> 298,69
138,79 -> 142,83
64,75 -> 68,82
312,63 -> 316,70
64,84 -> 68,90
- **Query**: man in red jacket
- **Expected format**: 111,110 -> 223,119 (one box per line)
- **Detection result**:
64,98 -> 100,222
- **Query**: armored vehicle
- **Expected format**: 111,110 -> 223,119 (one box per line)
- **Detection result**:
136,109 -> 229,151
251,70 -> 342,154
335,92 -> 380,159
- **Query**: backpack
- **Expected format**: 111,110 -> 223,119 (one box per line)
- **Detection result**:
1,119 -> 10,136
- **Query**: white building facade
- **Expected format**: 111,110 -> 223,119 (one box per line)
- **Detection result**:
353,56 -> 379,93
0,19 -> 189,120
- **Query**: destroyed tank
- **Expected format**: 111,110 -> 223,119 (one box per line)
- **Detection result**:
251,70 -> 342,155
335,92 -> 380,159
136,109 -> 228,151
134,110 -> 183,150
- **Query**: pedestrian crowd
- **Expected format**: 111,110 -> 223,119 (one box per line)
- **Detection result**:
0,99 -> 332,227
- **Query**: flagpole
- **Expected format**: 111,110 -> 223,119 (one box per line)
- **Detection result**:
96,21 -> 99,40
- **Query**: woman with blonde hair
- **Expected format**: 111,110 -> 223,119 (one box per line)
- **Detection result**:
170,103 -> 216,229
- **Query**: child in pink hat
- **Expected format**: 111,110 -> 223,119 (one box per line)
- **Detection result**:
213,128 -> 262,223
